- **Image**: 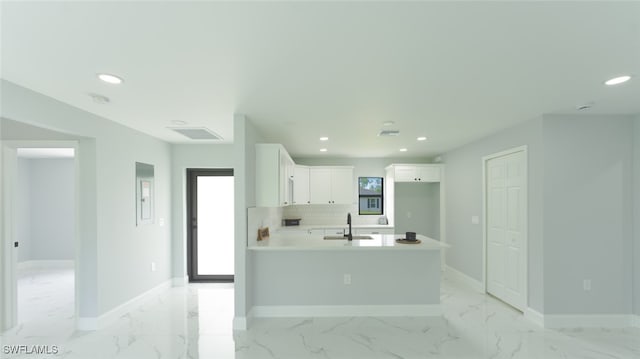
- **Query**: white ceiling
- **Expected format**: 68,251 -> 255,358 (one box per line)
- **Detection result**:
1,1 -> 639,158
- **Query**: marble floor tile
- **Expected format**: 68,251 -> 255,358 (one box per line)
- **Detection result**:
1,267 -> 638,359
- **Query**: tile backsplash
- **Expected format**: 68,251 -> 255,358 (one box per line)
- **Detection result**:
247,206 -> 283,247
283,204 -> 385,226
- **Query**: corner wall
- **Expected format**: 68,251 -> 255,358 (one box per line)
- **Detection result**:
633,116 -> 640,316
1,80 -> 172,320
233,115 -> 265,328
442,117 -> 544,312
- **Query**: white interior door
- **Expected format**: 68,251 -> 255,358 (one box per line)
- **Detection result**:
486,150 -> 526,311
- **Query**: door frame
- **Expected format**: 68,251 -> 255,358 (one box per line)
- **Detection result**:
186,168 -> 234,282
482,145 -> 528,311
1,140 -> 79,331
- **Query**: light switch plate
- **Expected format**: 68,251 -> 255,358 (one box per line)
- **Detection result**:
159,218 -> 165,226
151,262 -> 157,272
471,216 -> 480,225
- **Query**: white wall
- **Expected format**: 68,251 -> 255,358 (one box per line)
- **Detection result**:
542,115 -> 633,315
233,115 -> 265,327
16,158 -> 31,262
443,114 -> 635,316
170,144 -> 235,281
394,182 -> 440,239
635,116 -> 640,316
442,117 -> 544,312
1,80 -> 172,320
17,158 -> 75,261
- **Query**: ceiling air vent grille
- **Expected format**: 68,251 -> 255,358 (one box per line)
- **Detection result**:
169,127 -> 223,140
378,129 -> 400,137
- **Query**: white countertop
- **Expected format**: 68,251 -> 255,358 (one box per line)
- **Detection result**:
277,224 -> 394,231
249,233 -> 449,251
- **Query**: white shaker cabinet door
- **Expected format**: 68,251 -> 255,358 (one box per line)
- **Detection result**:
330,167 -> 354,204
293,165 -> 310,205
309,167 -> 332,204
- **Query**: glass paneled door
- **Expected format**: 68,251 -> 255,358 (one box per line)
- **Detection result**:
187,169 -> 234,282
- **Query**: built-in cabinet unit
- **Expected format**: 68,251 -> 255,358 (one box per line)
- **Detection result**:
292,165 -> 310,205
256,144 -> 354,207
393,164 -> 441,182
256,144 -> 295,207
309,166 -> 354,205
386,163 -> 446,267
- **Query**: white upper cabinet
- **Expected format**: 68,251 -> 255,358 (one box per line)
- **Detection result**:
330,167 -> 354,204
392,164 -> 441,182
309,166 -> 354,204
292,165 -> 310,205
256,144 -> 295,207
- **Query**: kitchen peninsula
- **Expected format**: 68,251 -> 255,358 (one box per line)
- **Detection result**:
247,230 -> 449,318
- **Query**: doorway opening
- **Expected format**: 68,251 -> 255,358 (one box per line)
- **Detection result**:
187,169 -> 234,282
15,147 -> 76,328
483,146 -> 528,312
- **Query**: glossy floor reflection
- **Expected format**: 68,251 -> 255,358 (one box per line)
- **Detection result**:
1,268 -> 638,358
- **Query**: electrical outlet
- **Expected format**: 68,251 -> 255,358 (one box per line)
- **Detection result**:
471,216 -> 480,225
343,274 -> 351,285
583,279 -> 591,291
159,218 -> 165,226
407,211 -> 412,218
151,262 -> 157,272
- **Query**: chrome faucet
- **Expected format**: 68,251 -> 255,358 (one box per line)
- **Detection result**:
346,213 -> 353,241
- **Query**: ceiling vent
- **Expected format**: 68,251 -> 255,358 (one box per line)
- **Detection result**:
378,129 -> 400,137
169,127 -> 223,140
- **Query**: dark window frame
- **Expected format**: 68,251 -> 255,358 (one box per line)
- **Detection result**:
187,168 -> 235,283
358,177 -> 384,215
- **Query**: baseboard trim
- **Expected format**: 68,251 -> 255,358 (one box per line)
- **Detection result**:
172,275 -> 189,287
524,307 -> 544,327
632,315 -> 640,328
18,260 -> 74,270
250,304 -> 442,318
543,314 -> 632,328
233,316 -> 248,331
76,279 -> 172,331
444,265 -> 484,293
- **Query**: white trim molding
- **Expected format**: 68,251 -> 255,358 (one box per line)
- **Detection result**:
543,314 -> 633,328
77,279 -> 171,331
249,305 -> 442,319
233,316 -> 248,331
444,265 -> 483,293
172,275 -> 189,287
17,260 -> 74,271
524,308 -> 544,327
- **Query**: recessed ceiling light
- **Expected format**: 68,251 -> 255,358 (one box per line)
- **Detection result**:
320,148 -> 328,152
399,148 -> 408,152
97,73 -> 124,84
320,137 -> 329,141
383,121 -> 395,126
171,120 -> 188,126
417,136 -> 427,141
604,75 -> 631,86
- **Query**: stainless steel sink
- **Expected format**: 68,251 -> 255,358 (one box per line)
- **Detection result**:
323,235 -> 374,240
